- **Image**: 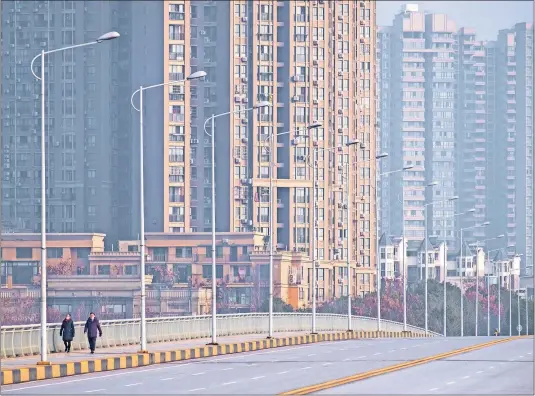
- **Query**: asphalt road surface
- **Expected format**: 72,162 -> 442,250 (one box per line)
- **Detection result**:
2,337 -> 532,395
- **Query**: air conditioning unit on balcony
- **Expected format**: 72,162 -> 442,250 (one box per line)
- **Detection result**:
338,90 -> 343,96
337,53 -> 343,59
313,40 -> 318,46
360,232 -> 365,236
296,155 -> 306,161
337,146 -> 343,152
241,137 -> 248,143
337,166 -> 343,171
338,109 -> 343,115
241,56 -> 248,62
360,214 -> 365,219
293,95 -> 300,102
337,202 -> 343,208
337,34 -> 342,39
338,71 -> 343,77
241,16 -> 248,22
338,128 -> 344,134
241,77 -> 248,83
313,60 -> 318,66
313,99 -> 318,105
234,157 -> 240,164
190,139 -> 199,144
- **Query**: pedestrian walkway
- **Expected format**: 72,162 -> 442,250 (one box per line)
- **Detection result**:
2,331 -> 310,369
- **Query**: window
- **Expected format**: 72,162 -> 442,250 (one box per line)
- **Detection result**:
16,248 -> 32,259
202,264 -> 223,279
46,248 -> 63,259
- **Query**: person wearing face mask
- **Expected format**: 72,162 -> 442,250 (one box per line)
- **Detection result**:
59,313 -> 75,353
83,312 -> 102,354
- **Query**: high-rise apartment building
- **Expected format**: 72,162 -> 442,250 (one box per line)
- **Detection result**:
489,23 -> 533,273
378,6 -> 532,269
456,28 -> 488,245
424,13 -> 457,247
380,5 -> 458,248
177,0 -> 378,298
377,26 -> 392,238
1,0 -> 135,244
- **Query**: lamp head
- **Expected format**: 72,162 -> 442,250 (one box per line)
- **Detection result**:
402,165 -> 414,170
376,153 -> 389,159
187,71 -> 207,80
307,121 -> 322,129
96,31 -> 120,43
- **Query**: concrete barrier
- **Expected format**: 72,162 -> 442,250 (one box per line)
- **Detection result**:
1,313 -> 441,358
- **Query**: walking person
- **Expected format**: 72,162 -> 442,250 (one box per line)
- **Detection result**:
59,313 -> 75,352
84,312 -> 102,354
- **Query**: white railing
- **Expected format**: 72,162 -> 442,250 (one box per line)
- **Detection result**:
0,313 -> 440,358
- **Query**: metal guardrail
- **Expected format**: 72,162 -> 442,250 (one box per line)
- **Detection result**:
0,313 -> 440,358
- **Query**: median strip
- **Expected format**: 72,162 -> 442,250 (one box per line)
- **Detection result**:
279,337 -> 526,395
1,329 -> 430,385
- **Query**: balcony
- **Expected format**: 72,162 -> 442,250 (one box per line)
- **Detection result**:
169,214 -> 185,223
169,194 -> 185,203
169,33 -> 185,41
169,53 -> 185,61
169,113 -> 185,122
168,155 -> 185,163
169,73 -> 184,81
258,34 -> 273,42
169,12 -> 185,21
169,174 -> 185,183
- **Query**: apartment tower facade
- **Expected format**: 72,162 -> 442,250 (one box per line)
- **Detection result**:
489,23 -> 533,273
165,0 -> 378,299
1,0 -> 135,245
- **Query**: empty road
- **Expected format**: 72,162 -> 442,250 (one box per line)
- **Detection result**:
1,337 -> 532,395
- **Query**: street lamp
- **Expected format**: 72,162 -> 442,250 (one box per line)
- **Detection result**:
376,164 -> 413,332
130,70 -> 206,352
470,234 -> 505,336
459,221 -> 490,336
305,141 -> 363,333
442,208 -> 475,337
30,31 -> 120,365
263,122 -> 321,338
509,253 -> 522,336
423,188 -> 457,335
203,101 -> 271,345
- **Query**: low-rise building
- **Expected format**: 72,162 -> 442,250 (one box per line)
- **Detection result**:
0,232 -> 312,320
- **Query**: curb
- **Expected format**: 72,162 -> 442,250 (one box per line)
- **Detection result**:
1,330 -> 431,385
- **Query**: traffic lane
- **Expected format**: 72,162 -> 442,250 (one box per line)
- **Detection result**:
319,338 -> 533,394
2,337 -> 447,394
206,337 -> 498,395
102,337 -> 456,394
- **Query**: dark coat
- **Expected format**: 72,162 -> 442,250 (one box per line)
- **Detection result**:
84,317 -> 102,338
60,319 -> 75,341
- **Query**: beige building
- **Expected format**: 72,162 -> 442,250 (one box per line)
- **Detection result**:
163,0 -> 378,299
0,232 -> 312,318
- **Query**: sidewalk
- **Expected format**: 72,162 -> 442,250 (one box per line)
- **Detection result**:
1,331 -> 310,369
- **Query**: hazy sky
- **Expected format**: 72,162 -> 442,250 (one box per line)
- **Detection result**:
377,1 -> 533,40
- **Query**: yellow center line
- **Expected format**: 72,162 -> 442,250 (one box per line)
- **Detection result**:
279,337 -> 527,395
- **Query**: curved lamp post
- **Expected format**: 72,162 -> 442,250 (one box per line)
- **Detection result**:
30,31 -> 120,364
130,70 -> 206,352
203,101 -> 271,345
